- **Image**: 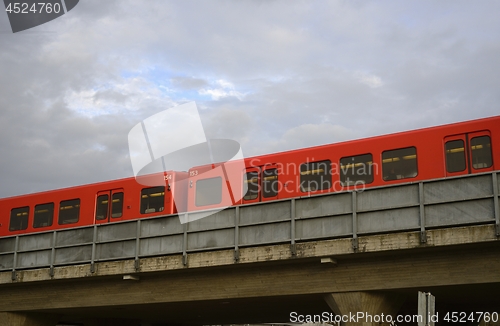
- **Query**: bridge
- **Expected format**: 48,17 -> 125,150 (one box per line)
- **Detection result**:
0,172 -> 499,325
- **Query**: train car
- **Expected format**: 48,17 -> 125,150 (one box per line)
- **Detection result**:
0,171 -> 188,237
1,116 -> 498,237
187,115 -> 500,212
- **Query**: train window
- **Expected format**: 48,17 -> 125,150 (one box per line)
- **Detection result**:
196,177 -> 222,206
382,147 -> 418,181
33,203 -> 54,228
445,140 -> 466,173
95,194 -> 109,220
243,171 -> 259,200
262,168 -> 278,198
300,160 -> 332,192
111,192 -> 124,218
58,199 -> 80,225
470,136 -> 493,169
140,187 -> 165,214
340,154 -> 374,186
9,207 -> 29,231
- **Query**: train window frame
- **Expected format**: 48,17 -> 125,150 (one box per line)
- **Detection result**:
243,171 -> 259,201
339,153 -> 374,186
262,168 -> 279,198
382,147 -> 418,181
140,186 -> 165,214
33,202 -> 54,228
111,192 -> 124,218
195,177 -> 223,207
95,194 -> 109,220
300,160 -> 332,192
58,199 -> 80,225
9,206 -> 29,231
470,136 -> 493,170
445,139 -> 466,173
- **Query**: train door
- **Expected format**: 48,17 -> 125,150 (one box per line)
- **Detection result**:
242,167 -> 260,204
241,164 -> 280,204
95,189 -> 125,224
261,164 -> 279,202
444,131 -> 493,177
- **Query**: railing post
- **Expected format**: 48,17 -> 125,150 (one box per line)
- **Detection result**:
493,172 -> 500,237
290,198 -> 296,256
182,214 -> 188,266
11,235 -> 19,281
352,191 -> 358,251
419,182 -> 427,243
90,225 -> 97,273
49,231 -> 56,277
234,206 -> 240,262
135,220 -> 141,271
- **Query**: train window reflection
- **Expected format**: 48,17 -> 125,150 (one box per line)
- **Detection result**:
382,147 -> 418,181
34,203 -> 54,228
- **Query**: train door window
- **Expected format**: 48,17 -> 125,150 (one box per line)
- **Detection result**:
340,154 -> 374,186
9,207 -> 29,231
195,177 -> 222,207
95,194 -> 109,220
243,171 -> 259,200
111,192 -> 124,218
470,136 -> 492,169
445,140 -> 466,173
382,147 -> 418,181
140,186 -> 165,214
58,199 -> 80,225
262,168 -> 278,198
300,160 -> 332,192
33,203 -> 54,228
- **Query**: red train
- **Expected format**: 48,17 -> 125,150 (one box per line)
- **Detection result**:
1,116 -> 499,237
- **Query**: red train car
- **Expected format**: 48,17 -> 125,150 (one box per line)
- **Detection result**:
1,116 -> 499,237
0,171 -> 188,237
187,115 -> 500,212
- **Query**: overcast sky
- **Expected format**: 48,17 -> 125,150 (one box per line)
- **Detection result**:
0,1 -> 499,198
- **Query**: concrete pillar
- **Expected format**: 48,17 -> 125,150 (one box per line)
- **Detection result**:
324,291 -> 404,326
0,312 -> 59,326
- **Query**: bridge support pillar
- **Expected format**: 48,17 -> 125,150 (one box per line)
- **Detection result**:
0,312 -> 59,326
324,291 -> 404,326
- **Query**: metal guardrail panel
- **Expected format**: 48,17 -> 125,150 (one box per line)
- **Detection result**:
17,250 -> 51,268
139,234 -> 183,256
187,228 -> 234,251
0,254 -> 14,269
97,222 -> 136,242
240,201 -> 290,226
357,184 -> 419,211
296,193 -> 351,218
55,245 -> 92,264
56,228 -> 93,247
18,233 -> 52,251
296,214 -> 352,239
425,198 -> 494,227
358,207 -> 420,234
0,238 -> 15,253
424,175 -> 492,204
97,240 -> 136,260
187,208 -> 235,232
141,216 -> 183,237
239,221 -> 291,246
